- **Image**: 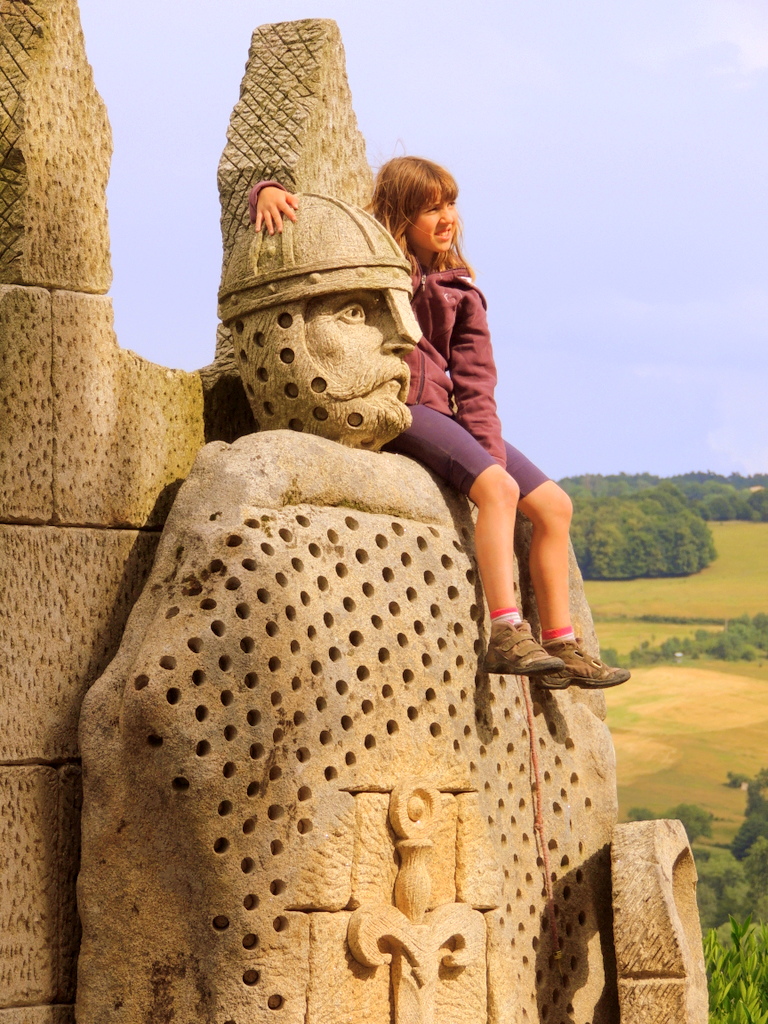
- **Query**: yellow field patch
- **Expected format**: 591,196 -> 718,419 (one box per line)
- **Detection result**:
605,664 -> 768,839
608,732 -> 680,781
607,665 -> 768,736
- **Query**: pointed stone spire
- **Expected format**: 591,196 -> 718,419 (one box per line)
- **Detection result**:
0,0 -> 112,291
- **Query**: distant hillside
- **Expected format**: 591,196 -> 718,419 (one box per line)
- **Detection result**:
560,471 -> 768,522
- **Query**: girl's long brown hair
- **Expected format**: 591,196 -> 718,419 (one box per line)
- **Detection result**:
370,156 -> 474,278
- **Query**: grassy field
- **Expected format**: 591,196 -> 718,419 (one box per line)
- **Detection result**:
583,520 -> 768,845
585,521 -> 768,619
596,619 -> 722,657
604,661 -> 768,845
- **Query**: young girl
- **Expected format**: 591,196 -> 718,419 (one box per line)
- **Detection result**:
250,159 -> 629,689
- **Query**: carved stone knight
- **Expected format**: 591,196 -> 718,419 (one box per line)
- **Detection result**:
218,193 -> 419,448
76,189 -> 625,1024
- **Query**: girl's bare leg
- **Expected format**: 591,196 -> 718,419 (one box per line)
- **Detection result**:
518,481 -> 573,631
468,465 -> 520,611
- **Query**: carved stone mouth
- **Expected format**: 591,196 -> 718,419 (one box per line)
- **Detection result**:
362,375 -> 408,401
324,376 -> 407,404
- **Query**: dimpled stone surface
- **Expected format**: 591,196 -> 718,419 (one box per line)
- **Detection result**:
0,767 -> 80,1009
218,194 -> 417,452
612,820 -> 708,1024
0,525 -> 160,762
78,431 -> 621,1022
0,0 -> 111,291
0,286 -> 52,521
51,292 -> 204,527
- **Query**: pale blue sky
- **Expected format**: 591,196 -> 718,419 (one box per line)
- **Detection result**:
77,0 -> 768,479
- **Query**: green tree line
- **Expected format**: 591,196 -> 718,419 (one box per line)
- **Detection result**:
560,470 -> 768,522
567,481 -> 717,580
602,613 -> 768,667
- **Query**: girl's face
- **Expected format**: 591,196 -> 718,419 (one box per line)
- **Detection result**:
405,198 -> 457,268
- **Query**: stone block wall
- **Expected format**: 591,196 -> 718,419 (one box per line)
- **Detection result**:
0,2 -> 203,1017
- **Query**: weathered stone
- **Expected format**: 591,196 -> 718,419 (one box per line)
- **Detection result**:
56,766 -> 82,1004
212,18 -> 374,409
51,292 -> 204,527
307,912 -> 390,1024
456,792 -> 503,909
0,525 -> 160,762
289,793 -> 355,911
233,911 -> 311,1024
218,19 -> 372,268
0,767 -> 79,1009
433,914 -> 488,1024
349,793 -> 399,909
486,911 -> 526,1024
219,194 -> 419,451
0,1009 -> 74,1024
78,430 -> 622,1022
199,327 -> 258,444
612,819 -> 708,1024
429,793 -> 458,908
0,0 -> 111,292
349,779 -> 486,1024
0,286 -> 52,522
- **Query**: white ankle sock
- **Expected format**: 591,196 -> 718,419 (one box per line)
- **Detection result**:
491,607 -> 522,629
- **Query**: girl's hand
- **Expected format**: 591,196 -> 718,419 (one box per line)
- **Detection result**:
255,187 -> 299,234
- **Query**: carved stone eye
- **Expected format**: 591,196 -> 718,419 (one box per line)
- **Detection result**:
339,304 -> 365,324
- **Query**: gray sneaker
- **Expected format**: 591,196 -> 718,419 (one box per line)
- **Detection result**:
484,621 -> 566,676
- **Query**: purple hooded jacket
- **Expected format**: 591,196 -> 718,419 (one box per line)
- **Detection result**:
248,182 -> 506,465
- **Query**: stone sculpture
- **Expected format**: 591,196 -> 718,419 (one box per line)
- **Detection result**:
219,194 -> 418,448
612,820 -> 709,1023
77,423 -> 622,1024
1,4 -> 710,1022
77,163 -> 625,1021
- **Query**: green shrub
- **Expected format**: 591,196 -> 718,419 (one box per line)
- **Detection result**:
705,917 -> 768,1023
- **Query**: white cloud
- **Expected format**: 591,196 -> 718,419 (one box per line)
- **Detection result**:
702,0 -> 768,75
625,0 -> 768,80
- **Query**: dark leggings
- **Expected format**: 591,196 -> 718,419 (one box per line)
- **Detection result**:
383,405 -> 550,497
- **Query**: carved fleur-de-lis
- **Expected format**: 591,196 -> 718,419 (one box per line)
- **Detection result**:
347,778 -> 486,1024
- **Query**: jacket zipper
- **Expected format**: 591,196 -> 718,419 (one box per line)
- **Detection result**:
411,269 -> 427,404
414,349 -> 426,404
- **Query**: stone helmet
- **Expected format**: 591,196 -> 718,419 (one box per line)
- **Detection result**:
218,194 -> 419,450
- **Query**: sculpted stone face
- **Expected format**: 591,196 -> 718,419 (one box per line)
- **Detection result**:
219,193 -> 420,449
232,287 -> 417,447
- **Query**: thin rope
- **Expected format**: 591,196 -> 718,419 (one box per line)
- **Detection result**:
520,674 -> 562,960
